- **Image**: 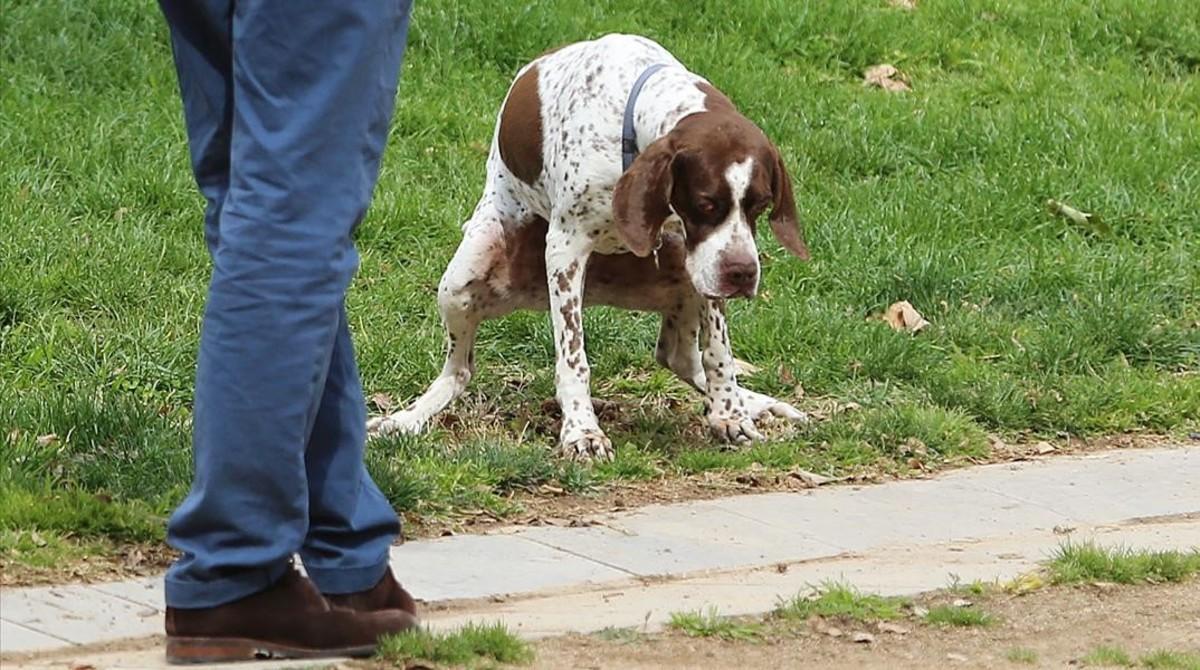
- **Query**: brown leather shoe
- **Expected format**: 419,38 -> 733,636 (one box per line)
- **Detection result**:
165,569 -> 417,664
324,568 -> 418,615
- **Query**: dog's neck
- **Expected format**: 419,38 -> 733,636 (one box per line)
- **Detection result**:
629,68 -> 713,154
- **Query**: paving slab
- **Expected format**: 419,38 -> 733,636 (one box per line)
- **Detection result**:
90,577 -> 165,612
515,501 -> 843,576
938,448 -> 1200,522
0,620 -> 70,654
707,478 -> 1075,552
387,532 -> 630,601
1,584 -> 161,648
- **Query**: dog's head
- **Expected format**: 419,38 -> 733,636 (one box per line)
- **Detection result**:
612,84 -> 809,300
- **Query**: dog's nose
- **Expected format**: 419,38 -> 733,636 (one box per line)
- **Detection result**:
721,258 -> 758,297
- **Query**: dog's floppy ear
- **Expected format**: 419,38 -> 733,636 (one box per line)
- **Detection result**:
768,147 -> 810,261
613,137 -> 675,257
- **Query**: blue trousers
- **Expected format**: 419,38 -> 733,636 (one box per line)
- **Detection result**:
159,0 -> 413,609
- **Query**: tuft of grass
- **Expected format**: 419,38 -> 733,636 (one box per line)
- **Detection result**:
376,622 -> 533,667
0,528 -> 112,571
0,475 -> 164,543
1083,646 -> 1136,667
668,608 -> 762,641
948,575 -> 995,597
923,604 -> 996,627
594,626 -> 645,644
774,581 -> 909,622
1139,650 -> 1200,670
1006,647 -> 1038,665
1047,543 -> 1200,585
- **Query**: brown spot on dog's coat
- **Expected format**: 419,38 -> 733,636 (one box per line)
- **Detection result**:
498,65 -> 544,185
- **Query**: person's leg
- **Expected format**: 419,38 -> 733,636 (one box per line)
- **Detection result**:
162,0 -> 412,610
300,0 -> 412,596
300,306 -> 402,594
159,0 -> 232,256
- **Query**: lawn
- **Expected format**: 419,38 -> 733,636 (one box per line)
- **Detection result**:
1,0 -> 1198,573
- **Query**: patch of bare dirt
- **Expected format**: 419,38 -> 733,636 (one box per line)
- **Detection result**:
0,542 -> 176,588
532,582 -> 1200,669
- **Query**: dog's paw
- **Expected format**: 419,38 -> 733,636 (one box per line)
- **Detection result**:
559,430 -> 614,462
740,390 -> 809,424
366,412 -> 424,439
707,413 -> 764,445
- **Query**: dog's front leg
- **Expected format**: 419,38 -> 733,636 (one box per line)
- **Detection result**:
545,223 -> 613,461
699,299 -> 763,444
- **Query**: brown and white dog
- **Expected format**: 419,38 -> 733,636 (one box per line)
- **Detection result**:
368,34 -> 811,460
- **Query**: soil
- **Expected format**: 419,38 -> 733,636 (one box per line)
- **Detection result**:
531,582 -> 1200,669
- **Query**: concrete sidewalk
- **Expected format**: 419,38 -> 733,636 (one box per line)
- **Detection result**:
2,446 -> 1197,665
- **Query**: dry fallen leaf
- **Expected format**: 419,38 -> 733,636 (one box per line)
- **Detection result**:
36,433 -> 58,447
1034,440 -> 1055,455
369,392 -> 395,411
882,301 -> 930,333
787,469 -> 841,488
851,631 -> 876,644
888,0 -> 918,8
947,653 -> 969,662
863,64 -> 911,92
1005,572 -> 1045,594
951,598 -> 973,608
878,622 -> 910,635
1046,199 -> 1112,236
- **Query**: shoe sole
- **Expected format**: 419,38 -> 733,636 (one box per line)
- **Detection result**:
166,636 -> 376,664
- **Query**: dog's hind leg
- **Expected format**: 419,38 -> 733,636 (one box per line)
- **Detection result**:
368,208 -> 516,438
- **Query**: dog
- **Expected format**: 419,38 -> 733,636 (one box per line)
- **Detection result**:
368,34 -> 811,460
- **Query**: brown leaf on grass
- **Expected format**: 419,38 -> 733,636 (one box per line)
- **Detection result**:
1046,199 -> 1112,236
863,64 -> 911,92
369,392 -> 394,411
881,301 -> 930,333
787,469 -> 845,488
35,433 -> 58,447
888,0 -> 918,8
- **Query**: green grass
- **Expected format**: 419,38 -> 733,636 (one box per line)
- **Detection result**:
376,622 -> 533,668
1006,647 -> 1039,665
668,607 -> 762,641
1047,543 -> 1200,585
1140,651 -> 1200,670
1085,646 -> 1137,667
774,581 -> 909,621
594,626 -> 647,644
3,0 -> 1199,562
923,604 -> 996,627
